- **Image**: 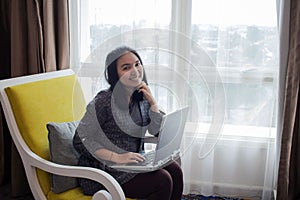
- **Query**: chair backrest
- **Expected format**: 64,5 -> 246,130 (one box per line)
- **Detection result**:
0,69 -> 86,196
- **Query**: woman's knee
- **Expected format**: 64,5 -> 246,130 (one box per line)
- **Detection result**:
166,161 -> 183,181
157,169 -> 173,187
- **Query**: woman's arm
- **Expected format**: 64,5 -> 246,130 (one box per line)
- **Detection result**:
137,81 -> 159,113
147,109 -> 164,135
137,81 -> 164,135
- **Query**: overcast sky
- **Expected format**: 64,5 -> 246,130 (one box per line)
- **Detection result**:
86,0 -> 277,27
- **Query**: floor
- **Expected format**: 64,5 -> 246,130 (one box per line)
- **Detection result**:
0,183 -> 244,200
0,183 -> 34,200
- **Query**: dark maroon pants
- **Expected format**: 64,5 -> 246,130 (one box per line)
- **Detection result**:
121,160 -> 183,200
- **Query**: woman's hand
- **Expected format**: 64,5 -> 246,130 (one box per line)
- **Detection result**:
112,152 -> 145,164
94,149 -> 144,164
137,81 -> 159,112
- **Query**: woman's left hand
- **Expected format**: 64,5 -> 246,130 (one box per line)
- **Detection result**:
137,81 -> 159,112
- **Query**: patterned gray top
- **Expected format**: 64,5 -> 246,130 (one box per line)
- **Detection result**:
73,89 -> 163,193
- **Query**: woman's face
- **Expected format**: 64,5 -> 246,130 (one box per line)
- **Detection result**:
116,52 -> 143,89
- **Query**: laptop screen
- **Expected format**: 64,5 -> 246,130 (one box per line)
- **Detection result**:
153,106 -> 189,163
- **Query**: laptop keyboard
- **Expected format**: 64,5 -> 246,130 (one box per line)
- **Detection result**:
128,151 -> 155,166
141,151 -> 155,165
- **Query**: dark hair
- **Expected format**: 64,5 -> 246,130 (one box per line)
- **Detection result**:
104,46 -> 148,108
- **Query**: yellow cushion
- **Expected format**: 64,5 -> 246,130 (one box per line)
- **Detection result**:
5,74 -> 86,196
47,188 -> 92,200
48,187 -> 135,200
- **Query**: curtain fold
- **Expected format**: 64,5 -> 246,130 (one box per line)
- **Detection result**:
277,0 -> 300,199
0,0 -> 70,197
43,0 -> 70,71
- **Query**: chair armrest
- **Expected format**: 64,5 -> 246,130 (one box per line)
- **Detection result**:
25,151 -> 125,200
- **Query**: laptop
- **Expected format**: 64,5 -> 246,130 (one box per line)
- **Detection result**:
110,106 -> 189,172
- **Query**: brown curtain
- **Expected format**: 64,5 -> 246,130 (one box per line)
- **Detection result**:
10,0 -> 70,76
277,0 -> 300,199
0,0 -> 70,197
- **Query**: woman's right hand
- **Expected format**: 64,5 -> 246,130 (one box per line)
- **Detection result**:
112,152 -> 145,164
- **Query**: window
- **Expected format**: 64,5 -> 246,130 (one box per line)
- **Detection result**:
191,0 -> 278,129
70,0 -> 278,138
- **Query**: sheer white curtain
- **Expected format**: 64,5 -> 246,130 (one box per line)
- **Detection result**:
69,0 -> 279,199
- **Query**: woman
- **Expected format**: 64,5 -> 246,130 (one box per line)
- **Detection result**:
73,46 -> 183,199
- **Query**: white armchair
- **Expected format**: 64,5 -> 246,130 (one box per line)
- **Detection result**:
0,70 -> 128,200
